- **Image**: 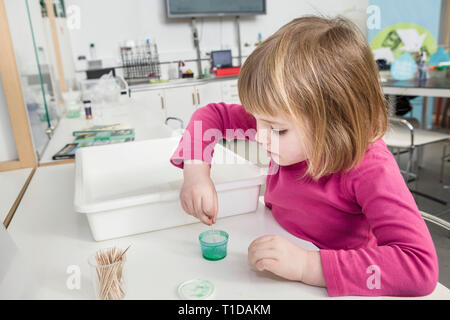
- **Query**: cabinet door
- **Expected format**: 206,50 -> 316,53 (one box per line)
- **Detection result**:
163,86 -> 197,128
195,82 -> 222,108
130,90 -> 166,123
220,79 -> 241,105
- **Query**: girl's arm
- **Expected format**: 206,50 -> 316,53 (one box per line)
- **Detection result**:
170,102 -> 257,168
304,251 -> 326,287
171,102 -> 257,225
320,148 -> 439,297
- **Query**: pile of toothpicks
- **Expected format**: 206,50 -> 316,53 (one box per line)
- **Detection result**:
94,246 -> 130,300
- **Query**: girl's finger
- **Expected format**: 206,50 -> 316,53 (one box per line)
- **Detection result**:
249,235 -> 276,248
193,195 -> 203,219
198,213 -> 213,225
255,258 -> 277,272
185,198 -> 195,216
249,248 -> 278,267
201,194 -> 214,219
181,199 -> 189,214
196,196 -> 213,225
248,240 -> 276,256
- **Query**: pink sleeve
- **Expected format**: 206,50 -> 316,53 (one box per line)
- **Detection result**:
320,152 -> 439,297
170,102 -> 257,169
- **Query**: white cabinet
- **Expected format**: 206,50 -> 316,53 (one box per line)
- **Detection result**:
163,86 -> 198,128
130,90 -> 166,123
165,82 -> 223,127
194,82 -> 222,108
220,79 -> 241,104
129,77 -> 240,128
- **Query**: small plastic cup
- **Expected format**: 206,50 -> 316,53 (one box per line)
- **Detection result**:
88,253 -> 127,300
198,230 -> 229,261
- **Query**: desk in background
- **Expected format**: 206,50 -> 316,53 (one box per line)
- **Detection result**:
382,76 -> 450,174
382,76 -> 450,129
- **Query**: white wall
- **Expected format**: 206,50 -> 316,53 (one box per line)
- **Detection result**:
0,0 -> 369,163
0,77 -> 18,162
4,0 -> 46,76
66,0 -> 369,74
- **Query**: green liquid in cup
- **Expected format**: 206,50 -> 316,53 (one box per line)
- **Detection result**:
199,230 -> 229,261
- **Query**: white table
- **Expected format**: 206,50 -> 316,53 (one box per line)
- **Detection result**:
382,80 -> 450,99
0,168 -> 32,224
382,76 -> 450,130
39,98 -> 171,164
6,164 -> 450,300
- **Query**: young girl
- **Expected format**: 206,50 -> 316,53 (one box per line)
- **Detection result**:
169,16 -> 438,297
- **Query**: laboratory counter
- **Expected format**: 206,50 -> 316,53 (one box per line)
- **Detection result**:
128,75 -> 239,92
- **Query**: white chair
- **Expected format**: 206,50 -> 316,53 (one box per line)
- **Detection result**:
383,117 -> 450,204
440,142 -> 450,186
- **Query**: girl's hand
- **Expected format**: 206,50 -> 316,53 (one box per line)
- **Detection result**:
180,160 -> 218,225
248,234 -> 326,288
248,235 -> 308,281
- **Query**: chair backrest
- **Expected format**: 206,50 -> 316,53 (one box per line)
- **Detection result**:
384,117 -> 450,148
383,117 -> 415,148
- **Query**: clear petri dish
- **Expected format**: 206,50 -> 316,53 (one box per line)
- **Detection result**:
178,278 -> 214,300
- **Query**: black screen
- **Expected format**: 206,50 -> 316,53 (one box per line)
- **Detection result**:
167,0 -> 266,17
211,50 -> 233,68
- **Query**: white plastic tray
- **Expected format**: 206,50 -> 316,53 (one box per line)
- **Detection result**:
74,137 -> 267,241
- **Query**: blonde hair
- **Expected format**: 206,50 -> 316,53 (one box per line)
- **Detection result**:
238,16 -> 388,180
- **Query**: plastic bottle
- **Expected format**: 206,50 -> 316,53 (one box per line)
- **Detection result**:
145,38 -> 152,58
89,43 -> 97,60
418,51 -> 429,81
83,100 -> 93,120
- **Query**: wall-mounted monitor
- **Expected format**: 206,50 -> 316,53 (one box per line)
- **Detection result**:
166,0 -> 266,18
211,50 -> 233,68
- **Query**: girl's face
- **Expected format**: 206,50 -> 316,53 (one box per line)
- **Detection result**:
253,114 -> 309,166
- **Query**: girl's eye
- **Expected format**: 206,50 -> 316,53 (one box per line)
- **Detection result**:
271,129 -> 287,135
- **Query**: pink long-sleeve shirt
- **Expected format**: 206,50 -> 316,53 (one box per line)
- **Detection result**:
170,102 -> 439,297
